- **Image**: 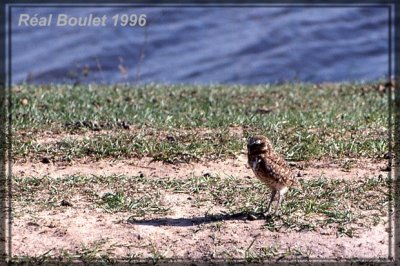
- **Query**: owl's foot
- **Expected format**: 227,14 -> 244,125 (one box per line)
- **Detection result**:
262,211 -> 282,219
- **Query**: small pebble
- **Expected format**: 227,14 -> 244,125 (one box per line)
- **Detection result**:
21,99 -> 29,106
60,199 -> 73,207
41,157 -> 51,164
166,135 -> 176,141
27,221 -> 40,227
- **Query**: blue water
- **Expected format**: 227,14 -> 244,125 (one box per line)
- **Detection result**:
11,6 -> 390,84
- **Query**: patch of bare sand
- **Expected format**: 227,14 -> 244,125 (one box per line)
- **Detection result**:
11,156 -> 391,260
13,155 -> 389,181
12,192 -> 391,260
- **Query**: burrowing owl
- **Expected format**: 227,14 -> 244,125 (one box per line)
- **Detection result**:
247,135 -> 299,215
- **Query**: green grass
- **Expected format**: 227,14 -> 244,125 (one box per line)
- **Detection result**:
244,242 -> 311,262
12,83 -> 388,162
13,173 -> 390,236
14,128 -> 243,163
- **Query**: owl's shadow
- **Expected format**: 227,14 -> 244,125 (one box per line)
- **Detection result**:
128,212 -> 271,227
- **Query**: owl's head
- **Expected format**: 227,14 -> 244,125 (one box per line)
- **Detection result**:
247,135 -> 271,154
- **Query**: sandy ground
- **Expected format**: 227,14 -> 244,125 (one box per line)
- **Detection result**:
13,154 -> 388,181
11,155 -> 392,262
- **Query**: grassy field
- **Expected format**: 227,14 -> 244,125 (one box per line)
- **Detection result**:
13,83 -> 387,162
11,83 -> 391,263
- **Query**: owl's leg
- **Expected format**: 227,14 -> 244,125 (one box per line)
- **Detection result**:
274,191 -> 285,215
266,190 -> 276,214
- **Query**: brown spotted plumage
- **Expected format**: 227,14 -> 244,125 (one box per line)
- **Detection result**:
247,135 -> 300,215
